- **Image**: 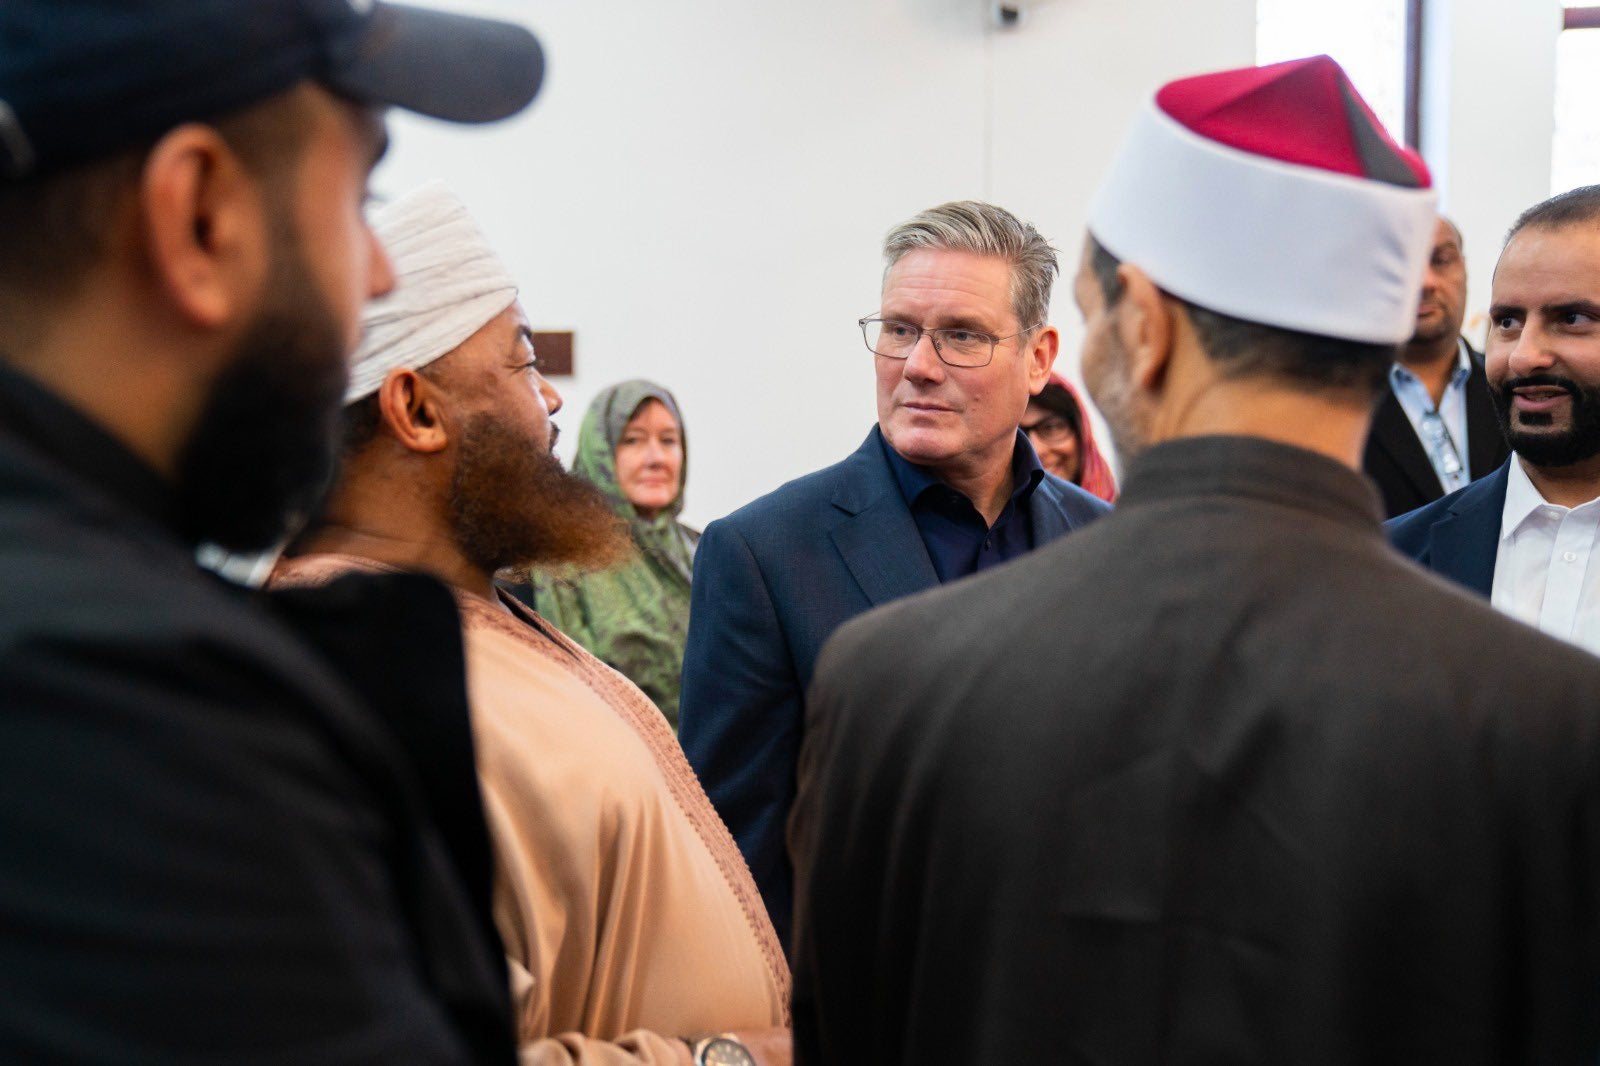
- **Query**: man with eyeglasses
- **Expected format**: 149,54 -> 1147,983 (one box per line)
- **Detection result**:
679,200 -> 1108,949
1391,186 -> 1600,656
1363,216 -> 1508,518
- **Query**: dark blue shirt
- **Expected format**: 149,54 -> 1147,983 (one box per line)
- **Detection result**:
881,429 -> 1045,583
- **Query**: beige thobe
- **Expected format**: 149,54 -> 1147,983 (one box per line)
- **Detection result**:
274,556 -> 788,1065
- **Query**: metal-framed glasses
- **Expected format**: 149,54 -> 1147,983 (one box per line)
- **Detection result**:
859,316 -> 1040,369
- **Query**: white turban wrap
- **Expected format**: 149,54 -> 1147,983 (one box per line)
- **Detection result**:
345,180 -> 519,403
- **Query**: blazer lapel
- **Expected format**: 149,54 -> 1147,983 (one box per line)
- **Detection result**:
829,429 -> 939,608
1027,479 -> 1073,544
1369,389 -> 1442,500
1426,462 -> 1509,597
832,497 -> 939,607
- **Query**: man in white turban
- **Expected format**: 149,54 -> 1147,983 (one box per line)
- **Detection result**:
275,182 -> 791,1066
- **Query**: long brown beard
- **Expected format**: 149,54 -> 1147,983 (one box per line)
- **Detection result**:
448,411 -> 632,577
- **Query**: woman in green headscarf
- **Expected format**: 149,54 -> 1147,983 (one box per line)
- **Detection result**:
532,380 -> 698,729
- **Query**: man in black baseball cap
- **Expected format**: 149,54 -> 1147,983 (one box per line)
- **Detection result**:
0,3 -> 544,1061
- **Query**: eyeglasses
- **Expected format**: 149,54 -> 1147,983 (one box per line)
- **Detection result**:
859,316 -> 1040,369
1021,415 -> 1076,446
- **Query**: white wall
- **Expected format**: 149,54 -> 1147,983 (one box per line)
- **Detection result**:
375,0 -> 1255,526
1421,0 -> 1562,345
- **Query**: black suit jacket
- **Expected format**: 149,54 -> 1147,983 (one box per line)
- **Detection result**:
792,435 -> 1600,1065
679,426 -> 1108,948
1363,342 -> 1508,519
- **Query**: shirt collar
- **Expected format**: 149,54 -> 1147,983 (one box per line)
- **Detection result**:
0,358 -> 178,536
1500,454 -> 1600,540
880,428 -> 1045,511
1389,338 -> 1472,392
1500,457 -> 1546,542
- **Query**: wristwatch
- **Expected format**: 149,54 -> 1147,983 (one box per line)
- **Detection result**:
690,1034 -> 756,1066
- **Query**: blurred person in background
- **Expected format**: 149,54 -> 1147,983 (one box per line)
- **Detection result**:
1021,374 -> 1118,501
1362,216 -> 1507,518
509,380 -> 699,729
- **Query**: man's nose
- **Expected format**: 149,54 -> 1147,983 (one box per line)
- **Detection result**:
540,374 -> 563,416
1507,323 -> 1556,378
902,331 -> 945,383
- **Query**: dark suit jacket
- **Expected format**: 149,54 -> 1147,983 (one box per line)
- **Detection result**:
1363,342 -> 1508,518
678,425 -> 1107,947
792,435 -> 1600,1065
1385,458 -> 1512,597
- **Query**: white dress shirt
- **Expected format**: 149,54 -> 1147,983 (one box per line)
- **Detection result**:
1389,340 -> 1473,494
1491,457 -> 1600,656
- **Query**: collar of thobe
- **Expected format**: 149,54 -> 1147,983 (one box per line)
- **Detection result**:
1116,434 -> 1383,530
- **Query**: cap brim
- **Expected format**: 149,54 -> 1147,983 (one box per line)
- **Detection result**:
325,2 -> 544,124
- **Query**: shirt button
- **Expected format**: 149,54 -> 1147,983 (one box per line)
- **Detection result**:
1565,551 -> 1578,563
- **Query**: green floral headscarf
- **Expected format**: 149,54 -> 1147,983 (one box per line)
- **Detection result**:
572,379 -> 695,584
532,380 -> 699,728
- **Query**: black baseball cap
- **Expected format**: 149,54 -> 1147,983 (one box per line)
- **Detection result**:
0,0 -> 545,179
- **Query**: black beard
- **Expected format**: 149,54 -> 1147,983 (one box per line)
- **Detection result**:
448,412 -> 631,577
1489,373 -> 1600,468
172,238 -> 346,552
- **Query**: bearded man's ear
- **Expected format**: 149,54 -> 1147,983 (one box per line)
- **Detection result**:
376,369 -> 450,455
1115,263 -> 1176,393
139,124 -> 269,332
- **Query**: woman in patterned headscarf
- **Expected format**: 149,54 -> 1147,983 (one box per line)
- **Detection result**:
531,380 -> 698,729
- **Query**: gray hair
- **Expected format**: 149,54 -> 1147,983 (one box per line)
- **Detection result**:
882,200 -> 1059,331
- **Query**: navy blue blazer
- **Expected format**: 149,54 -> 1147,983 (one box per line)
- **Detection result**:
1385,458 -> 1512,597
679,425 -> 1109,948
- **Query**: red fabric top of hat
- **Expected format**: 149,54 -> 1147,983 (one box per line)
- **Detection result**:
1155,55 -> 1430,187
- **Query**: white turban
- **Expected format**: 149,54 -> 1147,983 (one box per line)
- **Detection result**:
345,180 -> 519,403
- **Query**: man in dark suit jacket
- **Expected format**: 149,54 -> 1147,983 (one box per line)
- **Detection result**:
792,58 -> 1600,1065
1387,458 -> 1509,596
1363,217 -> 1509,517
1390,185 -> 1600,657
679,201 -> 1108,948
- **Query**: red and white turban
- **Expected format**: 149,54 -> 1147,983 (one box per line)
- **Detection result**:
1088,55 -> 1437,345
